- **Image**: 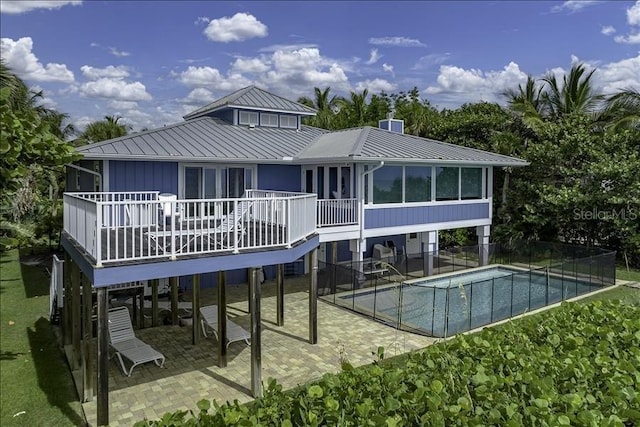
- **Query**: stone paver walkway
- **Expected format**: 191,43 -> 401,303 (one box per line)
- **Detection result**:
82,277 -> 434,426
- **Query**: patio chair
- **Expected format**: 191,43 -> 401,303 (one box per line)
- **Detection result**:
108,307 -> 165,376
199,305 -> 250,348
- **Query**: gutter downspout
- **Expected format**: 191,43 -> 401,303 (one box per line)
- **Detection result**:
358,161 -> 385,258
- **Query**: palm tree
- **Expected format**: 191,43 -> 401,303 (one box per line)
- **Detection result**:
298,87 -> 340,129
599,88 -> 640,131
338,89 -> 369,127
503,76 -> 545,128
540,63 -> 602,119
78,115 -> 131,144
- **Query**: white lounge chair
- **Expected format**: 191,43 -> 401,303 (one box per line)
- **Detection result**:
200,305 -> 250,348
108,307 -> 165,376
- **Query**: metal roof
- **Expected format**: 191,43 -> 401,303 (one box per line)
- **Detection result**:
296,127 -> 529,166
183,86 -> 317,119
78,118 -> 528,167
77,117 -> 327,162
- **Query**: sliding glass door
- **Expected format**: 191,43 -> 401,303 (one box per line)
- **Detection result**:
183,165 -> 255,217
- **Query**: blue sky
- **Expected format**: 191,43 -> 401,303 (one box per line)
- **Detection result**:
1,0 -> 639,131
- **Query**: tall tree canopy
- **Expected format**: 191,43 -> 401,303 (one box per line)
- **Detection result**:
0,62 -> 79,249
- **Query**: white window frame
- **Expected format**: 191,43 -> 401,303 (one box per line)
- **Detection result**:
280,114 -> 297,129
238,111 -> 259,126
260,112 -> 278,127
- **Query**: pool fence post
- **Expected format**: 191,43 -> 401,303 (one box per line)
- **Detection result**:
510,273 -> 514,317
444,282 -> 450,337
545,266 -> 549,305
490,278 -> 495,324
468,282 -> 473,330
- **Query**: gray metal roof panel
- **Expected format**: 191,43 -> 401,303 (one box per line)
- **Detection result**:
183,86 -> 317,119
78,117 -> 326,161
295,126 -> 528,166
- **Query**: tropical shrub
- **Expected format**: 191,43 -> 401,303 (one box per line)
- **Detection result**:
136,300 -> 640,426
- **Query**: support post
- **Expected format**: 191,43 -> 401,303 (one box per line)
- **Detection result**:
192,274 -> 201,345
330,241 -> 338,294
81,273 -> 94,402
309,248 -> 318,344
217,271 -> 227,368
425,231 -> 437,276
63,253 -> 72,347
276,264 -> 284,326
96,287 -> 109,427
71,260 -> 82,370
170,277 -> 179,325
151,279 -> 159,327
477,225 -> 490,267
137,286 -> 145,329
249,267 -> 262,398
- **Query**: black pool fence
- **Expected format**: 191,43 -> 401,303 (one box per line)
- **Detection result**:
317,241 -> 617,337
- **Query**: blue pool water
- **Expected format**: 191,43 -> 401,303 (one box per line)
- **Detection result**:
339,266 -> 596,337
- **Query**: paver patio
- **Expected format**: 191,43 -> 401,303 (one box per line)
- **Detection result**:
82,275 -> 435,426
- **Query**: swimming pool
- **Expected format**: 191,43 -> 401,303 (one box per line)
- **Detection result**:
337,265 -> 598,337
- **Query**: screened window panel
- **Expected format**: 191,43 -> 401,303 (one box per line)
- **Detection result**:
280,115 -> 297,128
239,111 -> 258,125
461,168 -> 483,199
373,166 -> 403,203
435,167 -> 459,201
260,113 -> 278,127
405,166 -> 432,202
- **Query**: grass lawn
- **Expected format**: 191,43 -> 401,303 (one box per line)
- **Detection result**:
616,266 -> 640,282
0,249 -> 84,426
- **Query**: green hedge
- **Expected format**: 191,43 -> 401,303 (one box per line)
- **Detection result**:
137,301 -> 640,426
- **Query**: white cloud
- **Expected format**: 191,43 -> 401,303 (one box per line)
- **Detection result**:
592,53 -> 640,94
177,66 -> 253,91
258,43 -> 318,53
425,61 -> 527,104
382,63 -> 394,76
601,25 -> 616,35
89,42 -> 131,57
355,78 -> 397,93
368,36 -> 426,47
231,57 -> 270,74
203,12 -> 267,42
194,16 -> 209,25
614,33 -> 640,44
627,1 -> 640,25
550,1 -> 600,14
108,46 -> 131,57
108,100 -> 139,110
0,37 -> 74,82
80,78 -> 152,101
0,0 -> 81,14
183,88 -> 214,105
365,48 -> 381,65
81,65 -> 130,80
411,53 -> 452,70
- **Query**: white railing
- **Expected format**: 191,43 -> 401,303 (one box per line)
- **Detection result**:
317,198 -> 358,227
49,255 -> 64,320
63,191 -> 317,266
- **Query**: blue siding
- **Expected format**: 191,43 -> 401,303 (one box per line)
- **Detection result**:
258,164 -> 301,192
110,161 -> 178,194
364,202 -> 490,229
390,120 -> 404,133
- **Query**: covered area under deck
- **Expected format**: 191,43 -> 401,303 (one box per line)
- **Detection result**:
78,277 -> 434,426
60,190 -> 323,425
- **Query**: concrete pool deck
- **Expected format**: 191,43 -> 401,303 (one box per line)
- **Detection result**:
81,276 -> 435,426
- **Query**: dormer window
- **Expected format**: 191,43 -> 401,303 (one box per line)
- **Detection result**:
280,115 -> 297,129
260,112 -> 278,127
239,111 -> 258,126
